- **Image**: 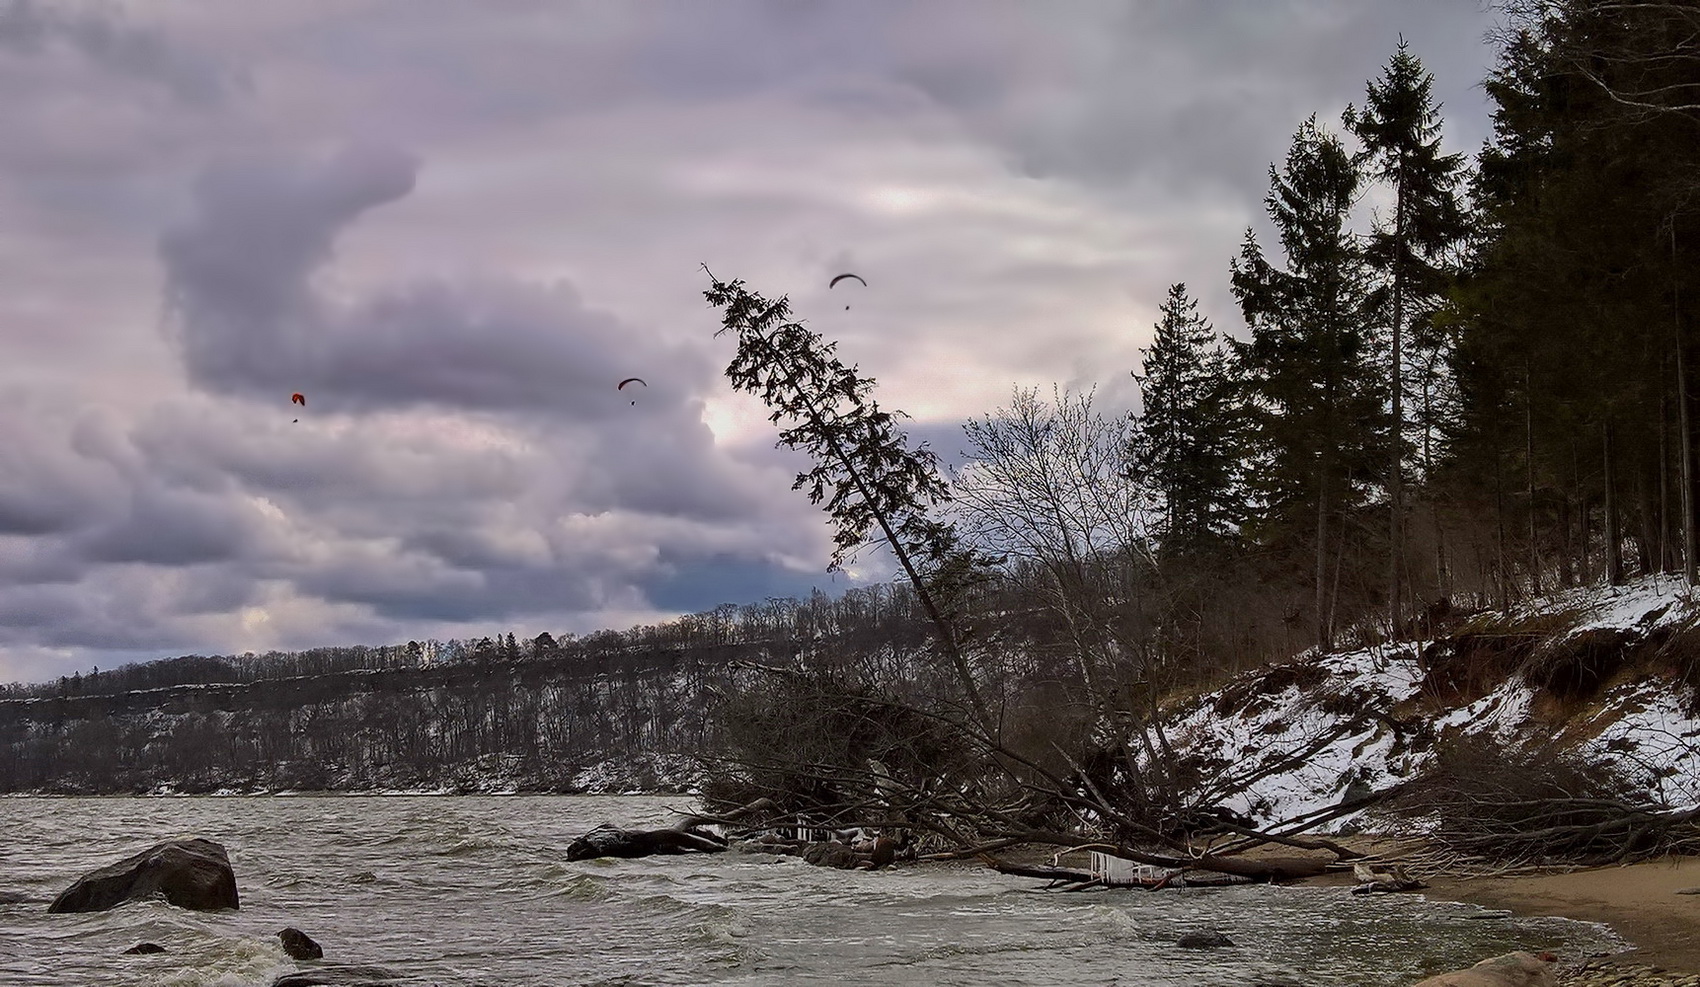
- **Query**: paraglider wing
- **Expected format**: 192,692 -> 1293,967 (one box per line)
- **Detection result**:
291,392 -> 306,406
617,378 -> 647,390
828,273 -> 867,289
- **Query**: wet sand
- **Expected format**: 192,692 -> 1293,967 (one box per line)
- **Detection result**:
1425,858 -> 1700,974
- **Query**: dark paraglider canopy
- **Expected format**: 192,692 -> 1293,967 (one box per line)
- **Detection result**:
618,377 -> 647,405
829,273 -> 866,308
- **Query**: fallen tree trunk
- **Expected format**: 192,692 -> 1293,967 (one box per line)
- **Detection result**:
1165,854 -> 1333,882
566,798 -> 779,861
565,824 -> 728,861
981,858 -> 1103,890
994,828 -> 1338,883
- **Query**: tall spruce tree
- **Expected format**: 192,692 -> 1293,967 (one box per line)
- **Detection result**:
1129,283 -> 1241,554
1231,116 -> 1382,650
1345,40 -> 1467,632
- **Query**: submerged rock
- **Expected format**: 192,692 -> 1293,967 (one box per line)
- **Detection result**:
48,838 -> 239,913
121,942 -> 166,955
1177,930 -> 1236,949
271,964 -> 404,986
279,927 -> 324,960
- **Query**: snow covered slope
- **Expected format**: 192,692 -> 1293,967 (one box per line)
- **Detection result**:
1161,576 -> 1700,829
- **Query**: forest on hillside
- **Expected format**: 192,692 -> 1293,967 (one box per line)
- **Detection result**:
688,0 -> 1700,866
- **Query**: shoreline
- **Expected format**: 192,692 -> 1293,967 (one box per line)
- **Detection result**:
1292,856 -> 1700,983
1421,859 -> 1700,977
14,790 -> 1700,980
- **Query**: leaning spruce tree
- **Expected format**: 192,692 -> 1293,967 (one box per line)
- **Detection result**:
702,269 -> 990,725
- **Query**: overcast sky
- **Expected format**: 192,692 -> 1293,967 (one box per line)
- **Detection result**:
0,0 -> 1502,683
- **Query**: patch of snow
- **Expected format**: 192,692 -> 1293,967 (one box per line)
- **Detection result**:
1584,682 -> 1700,805
1155,577 -> 1700,830
1503,574 -> 1690,638
1163,648 -> 1426,828
1315,643 -> 1426,705
1433,678 -> 1537,742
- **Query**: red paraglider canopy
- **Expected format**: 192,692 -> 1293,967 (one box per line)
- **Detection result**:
291,392 -> 306,406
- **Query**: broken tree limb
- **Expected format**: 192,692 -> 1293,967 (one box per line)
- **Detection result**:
666,797 -> 780,832
1195,801 -> 1377,861
981,856 -> 1103,890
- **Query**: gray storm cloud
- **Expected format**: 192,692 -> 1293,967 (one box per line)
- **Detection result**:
161,144 -> 420,394
0,0 -> 240,105
0,1 -> 1505,683
161,143 -> 716,418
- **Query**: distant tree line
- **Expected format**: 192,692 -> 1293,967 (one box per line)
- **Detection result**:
0,584 -> 952,793
0,582 -> 933,700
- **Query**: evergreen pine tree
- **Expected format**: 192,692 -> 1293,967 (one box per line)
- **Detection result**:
1129,283 -> 1242,554
1345,40 -> 1468,631
1231,116 -> 1382,650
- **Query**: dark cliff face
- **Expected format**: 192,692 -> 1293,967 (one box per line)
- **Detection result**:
0,644 -> 765,794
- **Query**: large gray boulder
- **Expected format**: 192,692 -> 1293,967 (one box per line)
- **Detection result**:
1411,951 -> 1557,987
48,838 -> 239,913
279,927 -> 324,960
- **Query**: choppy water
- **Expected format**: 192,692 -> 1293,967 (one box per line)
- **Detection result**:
0,795 -> 1623,986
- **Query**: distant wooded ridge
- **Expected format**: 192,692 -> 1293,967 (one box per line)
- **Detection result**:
0,583 -> 945,794
0,582 -> 932,700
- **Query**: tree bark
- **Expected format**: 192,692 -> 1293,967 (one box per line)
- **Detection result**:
1675,216 -> 1696,584
1526,367 -> 1541,596
1389,191 -> 1408,635
1606,420 -> 1624,586
1317,452 -> 1332,651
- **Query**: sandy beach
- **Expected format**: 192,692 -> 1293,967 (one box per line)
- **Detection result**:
1282,850 -> 1700,983
1425,858 -> 1700,972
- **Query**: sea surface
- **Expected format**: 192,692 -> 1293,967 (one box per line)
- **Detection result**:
0,795 -> 1623,986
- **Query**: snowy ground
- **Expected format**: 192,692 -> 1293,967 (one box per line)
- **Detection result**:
1160,576 -> 1700,829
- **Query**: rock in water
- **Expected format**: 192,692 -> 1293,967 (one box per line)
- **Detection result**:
271,963 -> 404,985
864,836 -> 897,870
1177,931 -> 1236,948
122,942 -> 166,954
47,838 -> 239,913
1411,951 -> 1557,987
280,927 -> 324,960
802,842 -> 859,869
